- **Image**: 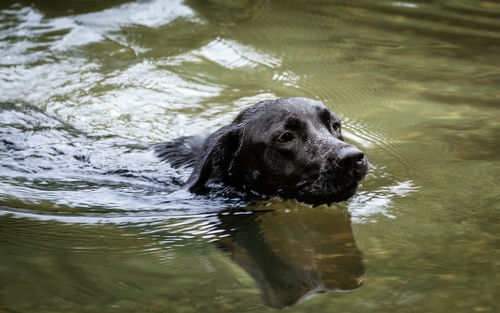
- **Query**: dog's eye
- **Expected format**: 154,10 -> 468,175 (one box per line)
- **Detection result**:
332,122 -> 341,131
277,132 -> 294,143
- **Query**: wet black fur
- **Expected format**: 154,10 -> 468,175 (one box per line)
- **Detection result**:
154,97 -> 369,205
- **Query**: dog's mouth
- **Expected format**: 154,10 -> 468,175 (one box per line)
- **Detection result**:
293,165 -> 368,205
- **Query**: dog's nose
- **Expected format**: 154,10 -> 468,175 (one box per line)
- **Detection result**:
338,147 -> 365,169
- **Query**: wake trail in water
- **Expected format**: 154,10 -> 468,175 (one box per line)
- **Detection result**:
0,102 -> 244,221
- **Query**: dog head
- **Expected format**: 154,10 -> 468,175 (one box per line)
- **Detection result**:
188,97 -> 369,204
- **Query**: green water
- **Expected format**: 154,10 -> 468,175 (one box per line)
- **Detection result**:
0,0 -> 499,312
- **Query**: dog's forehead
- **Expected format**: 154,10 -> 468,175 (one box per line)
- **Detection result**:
274,97 -> 325,111
265,98 -> 332,119
235,98 -> 339,133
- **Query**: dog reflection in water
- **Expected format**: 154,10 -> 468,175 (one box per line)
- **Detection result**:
213,202 -> 364,309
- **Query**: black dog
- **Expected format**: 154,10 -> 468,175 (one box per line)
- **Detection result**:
155,97 -> 368,205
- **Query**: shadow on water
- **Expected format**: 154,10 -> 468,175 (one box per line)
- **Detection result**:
213,203 -> 364,309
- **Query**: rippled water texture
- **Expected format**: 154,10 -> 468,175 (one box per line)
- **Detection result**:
1,0 -> 499,312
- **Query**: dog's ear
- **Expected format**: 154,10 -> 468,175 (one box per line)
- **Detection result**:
187,124 -> 242,193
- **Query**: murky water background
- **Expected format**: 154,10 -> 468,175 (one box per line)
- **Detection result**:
1,0 -> 499,312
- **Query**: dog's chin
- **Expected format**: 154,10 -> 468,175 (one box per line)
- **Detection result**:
295,181 -> 360,206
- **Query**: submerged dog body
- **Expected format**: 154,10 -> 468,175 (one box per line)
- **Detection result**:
155,98 -> 368,205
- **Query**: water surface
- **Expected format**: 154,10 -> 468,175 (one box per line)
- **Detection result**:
1,0 -> 499,312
